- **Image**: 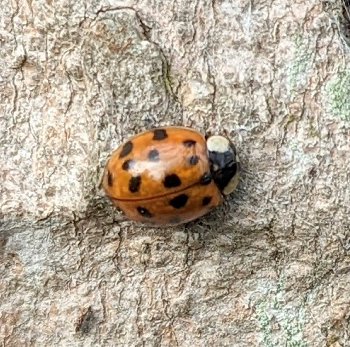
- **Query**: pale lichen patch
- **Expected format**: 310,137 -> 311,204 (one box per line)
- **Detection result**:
325,69 -> 350,120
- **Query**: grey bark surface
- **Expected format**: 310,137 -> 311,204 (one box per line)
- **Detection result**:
1,0 -> 350,346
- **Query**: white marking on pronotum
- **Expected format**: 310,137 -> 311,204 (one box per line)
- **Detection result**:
206,136 -> 230,153
222,171 -> 240,195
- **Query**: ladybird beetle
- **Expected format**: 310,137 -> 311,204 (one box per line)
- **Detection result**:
102,127 -> 240,226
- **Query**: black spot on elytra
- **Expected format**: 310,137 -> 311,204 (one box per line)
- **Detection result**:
183,139 -> 196,147
163,174 -> 182,188
189,155 -> 199,165
170,194 -> 189,209
129,176 -> 141,193
107,170 -> 113,186
119,141 -> 133,158
202,196 -> 212,206
148,149 -> 160,161
122,159 -> 135,171
137,206 -> 153,218
200,172 -> 212,185
153,129 -> 168,140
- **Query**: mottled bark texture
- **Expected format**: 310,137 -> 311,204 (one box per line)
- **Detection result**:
1,0 -> 350,346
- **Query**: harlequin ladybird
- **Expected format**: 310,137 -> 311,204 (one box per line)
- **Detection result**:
102,127 -> 240,226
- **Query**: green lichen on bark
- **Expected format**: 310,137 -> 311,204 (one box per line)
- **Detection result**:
325,68 -> 350,120
288,35 -> 314,96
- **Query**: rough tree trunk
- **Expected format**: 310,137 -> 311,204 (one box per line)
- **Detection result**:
1,0 -> 350,346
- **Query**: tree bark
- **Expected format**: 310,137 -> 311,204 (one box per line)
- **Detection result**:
1,0 -> 350,346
